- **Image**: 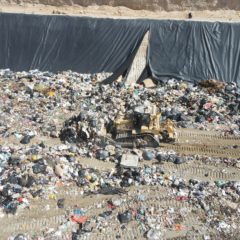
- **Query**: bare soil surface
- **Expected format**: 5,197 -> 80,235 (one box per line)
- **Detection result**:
1,128 -> 239,239
0,2 -> 239,21
1,0 -> 240,11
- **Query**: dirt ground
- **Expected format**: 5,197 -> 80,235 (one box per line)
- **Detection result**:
0,3 -> 239,21
1,128 -> 239,239
0,2 -> 239,239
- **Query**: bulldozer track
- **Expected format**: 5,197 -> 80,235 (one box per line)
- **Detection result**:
118,198 -> 192,212
116,128 -> 240,158
1,214 -> 66,234
116,132 -> 160,148
0,184 -> 212,240
161,163 -> 240,181
160,143 -> 240,158
176,129 -> 240,140
49,223 -> 208,240
84,228 -> 207,240
84,198 -> 205,240
0,192 -> 201,237
1,129 -> 239,239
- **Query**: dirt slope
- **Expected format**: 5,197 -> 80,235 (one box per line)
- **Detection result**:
1,0 -> 240,11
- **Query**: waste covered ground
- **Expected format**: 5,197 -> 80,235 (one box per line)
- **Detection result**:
0,70 -> 239,239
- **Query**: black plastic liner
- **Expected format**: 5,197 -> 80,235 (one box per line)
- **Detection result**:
0,13 -> 239,85
0,13 -> 148,73
149,20 -> 240,85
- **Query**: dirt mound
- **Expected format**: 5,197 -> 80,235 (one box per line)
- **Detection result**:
2,0 -> 240,11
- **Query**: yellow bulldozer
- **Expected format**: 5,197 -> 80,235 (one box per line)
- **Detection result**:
112,105 -> 176,148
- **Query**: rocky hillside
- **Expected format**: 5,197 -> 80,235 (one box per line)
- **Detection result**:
2,0 -> 240,11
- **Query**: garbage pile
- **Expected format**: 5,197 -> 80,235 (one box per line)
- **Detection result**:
8,165 -> 240,239
0,69 -> 239,144
60,78 -> 240,146
0,69 -> 239,239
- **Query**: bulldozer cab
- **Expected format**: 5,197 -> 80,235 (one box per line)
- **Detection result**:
114,112 -> 134,133
134,112 -> 151,129
134,105 -> 161,134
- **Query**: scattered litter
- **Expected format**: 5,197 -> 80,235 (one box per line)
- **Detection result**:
0,69 -> 238,239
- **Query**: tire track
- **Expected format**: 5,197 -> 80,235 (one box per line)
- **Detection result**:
118,198 -> 193,214
1,214 -> 66,234
162,163 -> 240,181
160,143 -> 240,158
0,191 -> 208,240
0,193 -> 197,237
176,129 -> 240,140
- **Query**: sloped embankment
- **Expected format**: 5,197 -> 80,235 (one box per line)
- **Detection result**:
2,0 -> 240,11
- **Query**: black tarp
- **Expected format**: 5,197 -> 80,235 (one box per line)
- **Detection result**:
0,13 -> 239,85
148,20 -> 240,85
0,13 -> 148,73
